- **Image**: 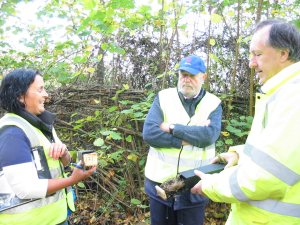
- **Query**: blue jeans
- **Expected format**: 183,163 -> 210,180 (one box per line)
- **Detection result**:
57,220 -> 69,225
149,197 -> 207,225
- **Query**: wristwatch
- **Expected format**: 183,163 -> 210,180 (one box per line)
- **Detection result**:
169,124 -> 175,135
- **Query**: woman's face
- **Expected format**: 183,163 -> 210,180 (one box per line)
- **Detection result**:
20,75 -> 49,115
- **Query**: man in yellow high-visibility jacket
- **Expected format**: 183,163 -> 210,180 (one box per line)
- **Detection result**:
191,19 -> 300,225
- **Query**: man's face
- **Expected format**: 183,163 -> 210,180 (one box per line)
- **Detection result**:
177,71 -> 205,98
19,75 -> 49,115
249,26 -> 286,84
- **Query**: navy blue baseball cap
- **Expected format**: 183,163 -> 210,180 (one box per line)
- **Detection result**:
178,55 -> 206,75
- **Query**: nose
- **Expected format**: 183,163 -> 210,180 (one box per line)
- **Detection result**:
249,56 -> 257,69
182,74 -> 191,81
42,89 -> 49,97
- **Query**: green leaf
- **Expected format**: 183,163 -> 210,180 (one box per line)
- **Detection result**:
110,131 -> 122,140
77,182 -> 85,188
211,13 -> 223,23
109,150 -> 123,161
108,106 -> 118,112
101,130 -> 111,136
110,0 -> 134,9
121,109 -> 133,114
131,198 -> 141,205
93,138 -> 104,146
99,159 -> 108,168
138,204 -> 149,209
134,112 -> 144,118
81,0 -> 96,10
216,140 -> 224,147
209,53 -> 220,63
209,38 -> 216,46
127,153 -> 138,162
125,135 -> 132,142
225,139 -> 234,145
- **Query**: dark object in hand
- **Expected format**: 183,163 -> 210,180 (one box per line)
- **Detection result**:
179,163 -> 225,188
155,163 -> 225,200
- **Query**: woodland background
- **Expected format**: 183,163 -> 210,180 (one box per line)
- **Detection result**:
1,0 -> 300,224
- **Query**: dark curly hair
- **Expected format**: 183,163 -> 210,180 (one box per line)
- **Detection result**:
0,68 -> 41,113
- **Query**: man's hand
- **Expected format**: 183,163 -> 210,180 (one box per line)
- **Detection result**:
160,122 -> 170,133
211,152 -> 239,169
191,170 -> 207,196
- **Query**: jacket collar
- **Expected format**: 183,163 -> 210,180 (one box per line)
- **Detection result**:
16,109 -> 55,138
261,61 -> 300,95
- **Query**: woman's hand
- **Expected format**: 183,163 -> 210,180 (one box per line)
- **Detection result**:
49,142 -> 71,166
49,142 -> 68,160
47,161 -> 97,195
69,161 -> 97,185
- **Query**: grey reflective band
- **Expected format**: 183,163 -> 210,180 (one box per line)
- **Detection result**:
249,199 -> 300,218
229,168 -> 249,201
229,144 -> 300,217
229,168 -> 300,218
2,190 -> 64,214
244,144 -> 300,185
148,147 -> 213,168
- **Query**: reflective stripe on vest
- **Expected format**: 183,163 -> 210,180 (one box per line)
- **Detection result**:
145,89 -> 221,183
0,113 -> 68,223
148,144 -> 215,169
230,144 -> 300,217
244,144 -> 300,185
230,168 -> 300,218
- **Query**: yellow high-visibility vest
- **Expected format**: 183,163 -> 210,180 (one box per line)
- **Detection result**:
0,113 -> 75,225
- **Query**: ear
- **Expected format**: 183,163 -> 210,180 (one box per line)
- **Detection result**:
280,49 -> 289,62
202,73 -> 207,80
19,95 -> 25,104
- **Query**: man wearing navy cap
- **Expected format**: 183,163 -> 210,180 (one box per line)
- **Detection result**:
143,55 -> 222,225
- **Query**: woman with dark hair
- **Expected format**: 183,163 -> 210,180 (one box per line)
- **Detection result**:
0,68 -> 96,225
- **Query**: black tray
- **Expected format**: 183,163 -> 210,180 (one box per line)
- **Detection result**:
179,163 -> 225,188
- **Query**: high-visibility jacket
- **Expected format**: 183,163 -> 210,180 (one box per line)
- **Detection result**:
0,113 -> 75,225
202,61 -> 300,224
145,88 -> 221,183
